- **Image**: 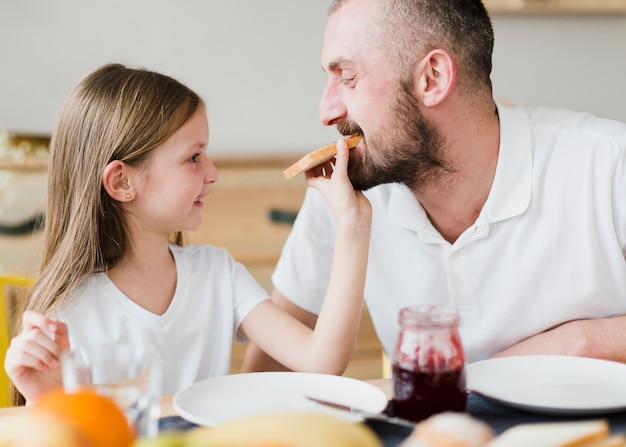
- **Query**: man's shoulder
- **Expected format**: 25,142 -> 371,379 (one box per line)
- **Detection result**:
527,106 -> 626,141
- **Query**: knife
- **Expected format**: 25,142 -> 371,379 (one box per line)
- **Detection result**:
305,396 -> 416,428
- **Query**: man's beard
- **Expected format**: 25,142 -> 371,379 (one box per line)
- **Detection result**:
338,82 -> 449,191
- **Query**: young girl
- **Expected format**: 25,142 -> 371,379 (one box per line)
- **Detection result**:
4,63 -> 371,405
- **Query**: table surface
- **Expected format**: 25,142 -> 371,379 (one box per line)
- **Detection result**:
4,377 -> 626,447
0,378 -> 392,420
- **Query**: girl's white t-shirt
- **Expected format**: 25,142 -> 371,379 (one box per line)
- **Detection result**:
57,244 -> 268,395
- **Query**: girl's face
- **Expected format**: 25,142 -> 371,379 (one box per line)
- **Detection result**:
129,107 -> 217,236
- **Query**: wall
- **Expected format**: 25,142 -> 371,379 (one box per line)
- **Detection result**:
491,13 -> 626,121
1,1 -> 625,156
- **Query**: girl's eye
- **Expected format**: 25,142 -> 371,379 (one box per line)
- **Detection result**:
189,153 -> 200,163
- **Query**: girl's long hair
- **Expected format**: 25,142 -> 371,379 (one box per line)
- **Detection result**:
12,64 -> 202,404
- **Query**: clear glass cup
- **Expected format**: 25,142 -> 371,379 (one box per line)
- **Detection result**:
61,341 -> 162,438
391,305 -> 467,422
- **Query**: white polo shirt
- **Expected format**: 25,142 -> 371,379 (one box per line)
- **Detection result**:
273,102 -> 626,363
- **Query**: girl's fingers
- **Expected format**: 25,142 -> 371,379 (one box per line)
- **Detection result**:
21,311 -> 68,346
22,328 -> 63,360
6,349 -> 52,373
305,137 -> 351,182
6,331 -> 62,373
22,310 -> 59,335
53,321 -> 71,351
7,315 -> 68,373
332,138 -> 350,176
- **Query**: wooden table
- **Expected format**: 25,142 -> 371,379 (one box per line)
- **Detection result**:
6,377 -> 626,447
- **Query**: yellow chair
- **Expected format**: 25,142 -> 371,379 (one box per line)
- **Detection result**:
0,274 -> 34,407
382,351 -> 392,379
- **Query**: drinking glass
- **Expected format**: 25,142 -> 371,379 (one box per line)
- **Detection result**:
61,341 -> 162,438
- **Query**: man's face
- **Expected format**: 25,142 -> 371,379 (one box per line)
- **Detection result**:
319,0 -> 445,191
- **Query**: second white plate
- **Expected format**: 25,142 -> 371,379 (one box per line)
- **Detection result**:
466,355 -> 626,416
173,371 -> 389,426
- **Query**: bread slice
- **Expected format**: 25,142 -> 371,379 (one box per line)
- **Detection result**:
283,135 -> 362,180
586,434 -> 626,447
400,412 -> 494,447
486,419 -> 610,447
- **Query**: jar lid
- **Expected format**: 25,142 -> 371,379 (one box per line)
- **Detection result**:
398,305 -> 460,327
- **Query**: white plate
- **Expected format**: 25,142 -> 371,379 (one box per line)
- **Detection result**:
173,372 -> 389,426
466,355 -> 626,416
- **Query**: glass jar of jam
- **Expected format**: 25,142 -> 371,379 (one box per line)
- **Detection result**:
391,305 -> 467,422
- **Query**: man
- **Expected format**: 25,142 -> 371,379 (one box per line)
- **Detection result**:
243,0 -> 626,370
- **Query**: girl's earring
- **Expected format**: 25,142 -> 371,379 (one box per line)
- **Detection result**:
125,194 -> 132,199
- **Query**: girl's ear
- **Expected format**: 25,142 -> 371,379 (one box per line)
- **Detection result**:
102,160 -> 134,202
413,49 -> 456,108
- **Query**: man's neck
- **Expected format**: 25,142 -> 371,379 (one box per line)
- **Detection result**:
414,102 -> 500,243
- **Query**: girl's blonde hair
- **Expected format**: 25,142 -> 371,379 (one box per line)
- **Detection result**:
12,64 -> 202,405
27,63 -> 203,317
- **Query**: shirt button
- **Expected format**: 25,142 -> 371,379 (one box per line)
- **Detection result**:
452,277 -> 464,289
450,251 -> 460,259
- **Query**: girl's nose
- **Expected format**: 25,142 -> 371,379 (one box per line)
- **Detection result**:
204,158 -> 218,184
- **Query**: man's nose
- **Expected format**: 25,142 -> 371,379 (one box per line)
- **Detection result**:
319,82 -> 346,126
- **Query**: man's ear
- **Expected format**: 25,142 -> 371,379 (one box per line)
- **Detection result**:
413,49 -> 456,108
102,160 -> 134,202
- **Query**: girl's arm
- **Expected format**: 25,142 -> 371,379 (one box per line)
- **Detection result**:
240,139 -> 371,374
4,311 -> 69,404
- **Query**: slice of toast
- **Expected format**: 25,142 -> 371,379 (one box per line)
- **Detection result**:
283,135 -> 362,180
583,434 -> 626,447
486,419 -> 610,447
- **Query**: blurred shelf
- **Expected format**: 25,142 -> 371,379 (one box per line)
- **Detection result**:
485,0 -> 626,13
0,159 -> 48,171
0,132 -> 49,172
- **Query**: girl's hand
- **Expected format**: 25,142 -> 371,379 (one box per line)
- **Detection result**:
305,138 -> 371,226
245,138 -> 372,374
4,311 -> 70,404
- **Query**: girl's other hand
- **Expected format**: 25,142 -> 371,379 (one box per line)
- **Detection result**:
4,310 -> 70,404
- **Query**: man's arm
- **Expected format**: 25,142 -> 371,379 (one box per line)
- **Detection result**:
492,315 -> 626,362
241,288 -> 319,372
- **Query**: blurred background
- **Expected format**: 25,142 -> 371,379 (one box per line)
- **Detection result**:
1,1 -> 626,377
1,1 -> 625,156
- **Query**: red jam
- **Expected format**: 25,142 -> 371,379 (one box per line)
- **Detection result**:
391,305 -> 467,422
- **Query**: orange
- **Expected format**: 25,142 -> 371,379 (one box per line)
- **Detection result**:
34,388 -> 134,447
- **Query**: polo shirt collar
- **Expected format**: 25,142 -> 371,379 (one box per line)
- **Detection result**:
483,99 -> 532,223
388,99 -> 532,233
